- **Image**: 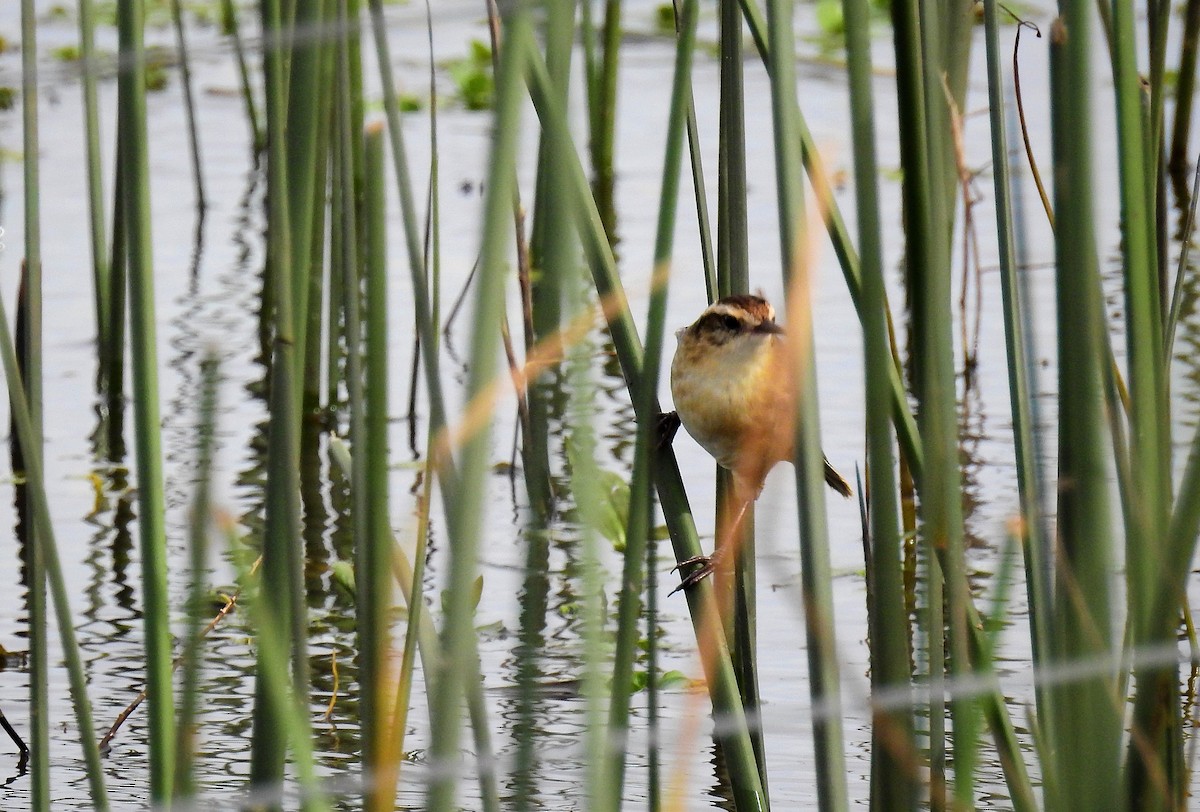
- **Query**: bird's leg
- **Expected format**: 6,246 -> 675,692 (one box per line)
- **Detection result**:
670,494 -> 753,595
655,410 -> 681,450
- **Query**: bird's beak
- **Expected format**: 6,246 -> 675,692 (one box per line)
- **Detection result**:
675,327 -> 685,341
754,321 -> 785,335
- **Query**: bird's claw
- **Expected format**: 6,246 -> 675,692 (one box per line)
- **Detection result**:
669,547 -> 728,595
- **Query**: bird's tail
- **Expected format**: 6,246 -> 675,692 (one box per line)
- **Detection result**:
823,456 -> 853,498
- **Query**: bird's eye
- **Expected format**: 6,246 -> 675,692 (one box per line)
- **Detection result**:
721,315 -> 741,332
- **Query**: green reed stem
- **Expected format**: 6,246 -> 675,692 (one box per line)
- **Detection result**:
1115,0 -> 1180,800
425,6 -> 529,809
76,0 -> 109,385
888,0 -> 953,800
715,0 -> 767,788
522,36 -> 769,812
249,0 -> 308,793
360,124 -> 393,807
605,1 -> 697,804
563,339 -> 612,810
841,0 -> 917,805
911,0 -> 977,801
117,0 -> 176,797
105,138 -> 127,450
677,6 -> 716,300
766,1 -> 847,808
367,0 -> 450,454
1047,10 -> 1122,808
174,352 -> 219,800
169,0 -> 206,212
1169,0 -> 1200,180
19,0 -> 47,804
220,0 -> 263,152
287,0 -> 330,403
982,0 -> 1054,744
590,0 -> 622,236
529,0 -> 575,344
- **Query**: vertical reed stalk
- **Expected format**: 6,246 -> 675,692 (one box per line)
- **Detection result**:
715,0 -> 767,788
360,124 -> 392,809
590,0 -> 622,236
1114,0 -> 1179,800
337,58 -> 368,805
366,0 -> 450,444
911,0 -> 976,801
286,0 -> 330,404
605,0 -> 698,804
1169,0 -> 1200,184
249,0 -> 308,793
219,0 -> 264,152
841,0 -> 918,805
76,0 -> 109,386
981,0 -> 1054,743
1047,9 -> 1121,808
425,6 -> 530,808
512,3 -> 576,802
174,352 -> 220,800
19,0 -> 47,804
169,0 -> 207,213
105,139 -> 127,452
563,340 -> 612,811
765,1 -> 847,807
116,0 -> 176,797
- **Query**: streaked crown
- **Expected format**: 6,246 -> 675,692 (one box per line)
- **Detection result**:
680,294 -> 784,345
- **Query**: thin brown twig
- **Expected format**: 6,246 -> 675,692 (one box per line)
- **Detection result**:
1012,20 -> 1055,231
98,558 -> 258,755
322,651 -> 340,721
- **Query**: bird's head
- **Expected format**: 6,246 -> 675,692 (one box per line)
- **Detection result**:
678,294 -> 785,349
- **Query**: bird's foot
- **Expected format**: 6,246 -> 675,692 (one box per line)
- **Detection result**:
655,410 -> 681,451
669,546 -> 728,595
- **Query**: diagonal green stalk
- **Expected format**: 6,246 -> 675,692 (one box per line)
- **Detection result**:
0,292 -> 108,810
116,0 -> 175,798
523,37 -> 769,812
765,1 -> 847,808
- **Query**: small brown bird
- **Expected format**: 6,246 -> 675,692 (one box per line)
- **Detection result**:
667,294 -> 851,592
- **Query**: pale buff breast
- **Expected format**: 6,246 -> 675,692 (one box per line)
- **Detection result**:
670,332 -> 794,483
